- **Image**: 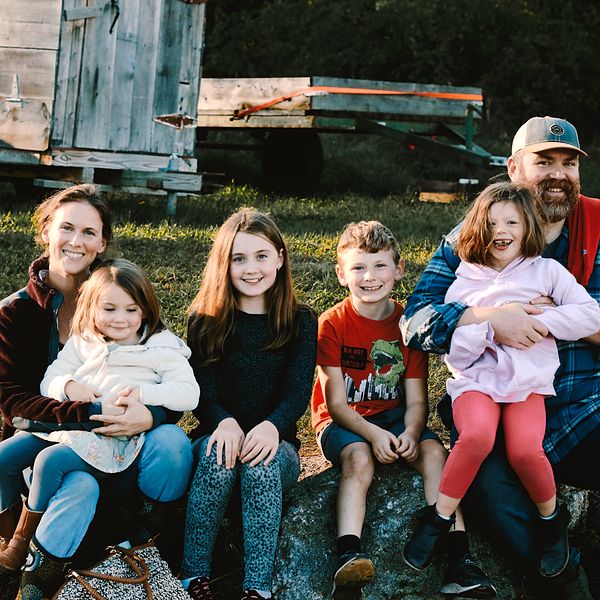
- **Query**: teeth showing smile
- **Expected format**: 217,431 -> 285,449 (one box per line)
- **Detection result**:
242,277 -> 263,283
63,249 -> 85,259
362,285 -> 382,291
493,240 -> 512,249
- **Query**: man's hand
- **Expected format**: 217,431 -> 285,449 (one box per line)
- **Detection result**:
489,303 -> 549,348
367,425 -> 400,464
396,431 -> 419,462
65,380 -> 101,403
240,421 -> 279,467
207,418 -> 245,469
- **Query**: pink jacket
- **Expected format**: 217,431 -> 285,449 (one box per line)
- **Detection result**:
444,256 -> 600,403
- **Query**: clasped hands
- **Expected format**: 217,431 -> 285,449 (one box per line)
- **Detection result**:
65,380 -> 152,436
206,417 -> 279,469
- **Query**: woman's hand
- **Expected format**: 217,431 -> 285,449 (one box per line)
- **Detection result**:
65,380 -> 101,403
207,418 -> 245,469
90,386 -> 153,436
240,421 -> 279,467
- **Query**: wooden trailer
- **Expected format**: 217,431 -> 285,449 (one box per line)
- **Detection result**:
196,77 -> 506,189
0,0 -> 206,213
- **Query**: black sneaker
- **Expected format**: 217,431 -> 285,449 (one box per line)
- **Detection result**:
440,553 -> 497,598
332,551 -> 375,592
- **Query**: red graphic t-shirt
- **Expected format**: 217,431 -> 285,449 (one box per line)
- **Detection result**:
311,297 -> 428,434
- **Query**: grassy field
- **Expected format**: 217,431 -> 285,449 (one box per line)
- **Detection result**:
0,174 -> 468,456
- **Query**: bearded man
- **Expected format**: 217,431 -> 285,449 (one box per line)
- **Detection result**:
400,116 -> 600,600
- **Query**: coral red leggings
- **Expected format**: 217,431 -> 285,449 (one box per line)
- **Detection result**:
439,391 -> 556,504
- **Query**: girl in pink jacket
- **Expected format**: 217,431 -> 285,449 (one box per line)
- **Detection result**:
403,182 -> 600,580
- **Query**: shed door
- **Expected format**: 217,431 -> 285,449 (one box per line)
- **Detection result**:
52,0 -> 204,156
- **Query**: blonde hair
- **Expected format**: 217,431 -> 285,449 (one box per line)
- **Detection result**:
188,208 -> 298,366
72,259 -> 164,344
33,184 -> 112,251
337,220 -> 401,265
457,182 -> 546,266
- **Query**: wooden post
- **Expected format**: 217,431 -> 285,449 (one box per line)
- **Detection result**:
166,191 -> 178,216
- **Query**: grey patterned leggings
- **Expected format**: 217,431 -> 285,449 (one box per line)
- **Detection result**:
181,436 -> 300,591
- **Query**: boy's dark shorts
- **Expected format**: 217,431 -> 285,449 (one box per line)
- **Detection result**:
317,406 -> 441,467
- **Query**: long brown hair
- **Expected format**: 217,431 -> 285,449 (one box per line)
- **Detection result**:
72,259 -> 164,344
33,184 -> 113,251
188,208 -> 298,365
457,182 -> 546,266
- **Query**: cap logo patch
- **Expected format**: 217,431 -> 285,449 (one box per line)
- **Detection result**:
550,124 -> 565,136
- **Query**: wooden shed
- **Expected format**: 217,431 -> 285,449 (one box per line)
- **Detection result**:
0,0 -> 205,206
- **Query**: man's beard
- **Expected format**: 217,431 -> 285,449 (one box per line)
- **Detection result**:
533,178 -> 580,224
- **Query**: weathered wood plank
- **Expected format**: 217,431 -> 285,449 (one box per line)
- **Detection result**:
51,148 -> 197,171
197,77 -> 483,124
198,78 -> 312,114
63,6 -> 105,21
0,0 -> 61,49
127,0 -> 160,152
0,98 -> 51,151
107,0 -> 141,150
52,0 -> 88,146
151,0 -> 195,155
73,1 -> 117,149
0,147 -> 44,165
0,48 -> 57,100
197,114 -> 316,129
310,76 -> 483,120
167,0 -> 204,155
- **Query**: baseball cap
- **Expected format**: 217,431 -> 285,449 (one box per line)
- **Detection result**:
511,116 -> 587,157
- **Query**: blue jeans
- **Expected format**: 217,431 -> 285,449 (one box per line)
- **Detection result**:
0,425 -> 192,558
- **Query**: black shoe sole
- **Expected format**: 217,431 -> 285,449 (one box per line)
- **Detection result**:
402,548 -> 430,572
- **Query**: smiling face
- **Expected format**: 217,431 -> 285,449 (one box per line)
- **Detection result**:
94,283 -> 144,345
41,201 -> 107,282
229,231 -> 284,313
508,148 -> 581,224
336,248 -> 404,313
486,201 -> 525,271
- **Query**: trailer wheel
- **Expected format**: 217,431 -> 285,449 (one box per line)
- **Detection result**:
262,130 -> 323,191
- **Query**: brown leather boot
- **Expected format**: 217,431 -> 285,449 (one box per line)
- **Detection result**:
0,504 -> 20,552
0,502 -> 44,572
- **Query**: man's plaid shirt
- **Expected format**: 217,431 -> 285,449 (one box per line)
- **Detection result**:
400,221 -> 600,464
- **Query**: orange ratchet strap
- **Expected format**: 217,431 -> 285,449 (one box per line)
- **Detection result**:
232,85 -> 484,120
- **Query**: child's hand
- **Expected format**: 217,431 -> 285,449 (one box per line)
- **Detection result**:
207,418 -> 245,469
65,380 -> 101,403
368,426 -> 400,464
396,431 -> 419,462
240,421 -> 279,467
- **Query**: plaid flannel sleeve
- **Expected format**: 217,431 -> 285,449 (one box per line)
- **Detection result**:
400,224 -> 466,354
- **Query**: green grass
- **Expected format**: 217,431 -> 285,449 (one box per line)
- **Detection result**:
0,180 -> 467,443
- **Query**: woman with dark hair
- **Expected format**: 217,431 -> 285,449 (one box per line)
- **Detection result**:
0,185 -> 193,599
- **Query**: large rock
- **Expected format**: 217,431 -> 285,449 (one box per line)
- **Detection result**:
272,462 -> 591,600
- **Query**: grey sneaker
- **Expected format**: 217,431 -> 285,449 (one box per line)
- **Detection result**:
440,553 -> 497,598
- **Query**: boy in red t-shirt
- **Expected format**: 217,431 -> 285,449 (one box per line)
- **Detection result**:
311,221 -> 496,598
